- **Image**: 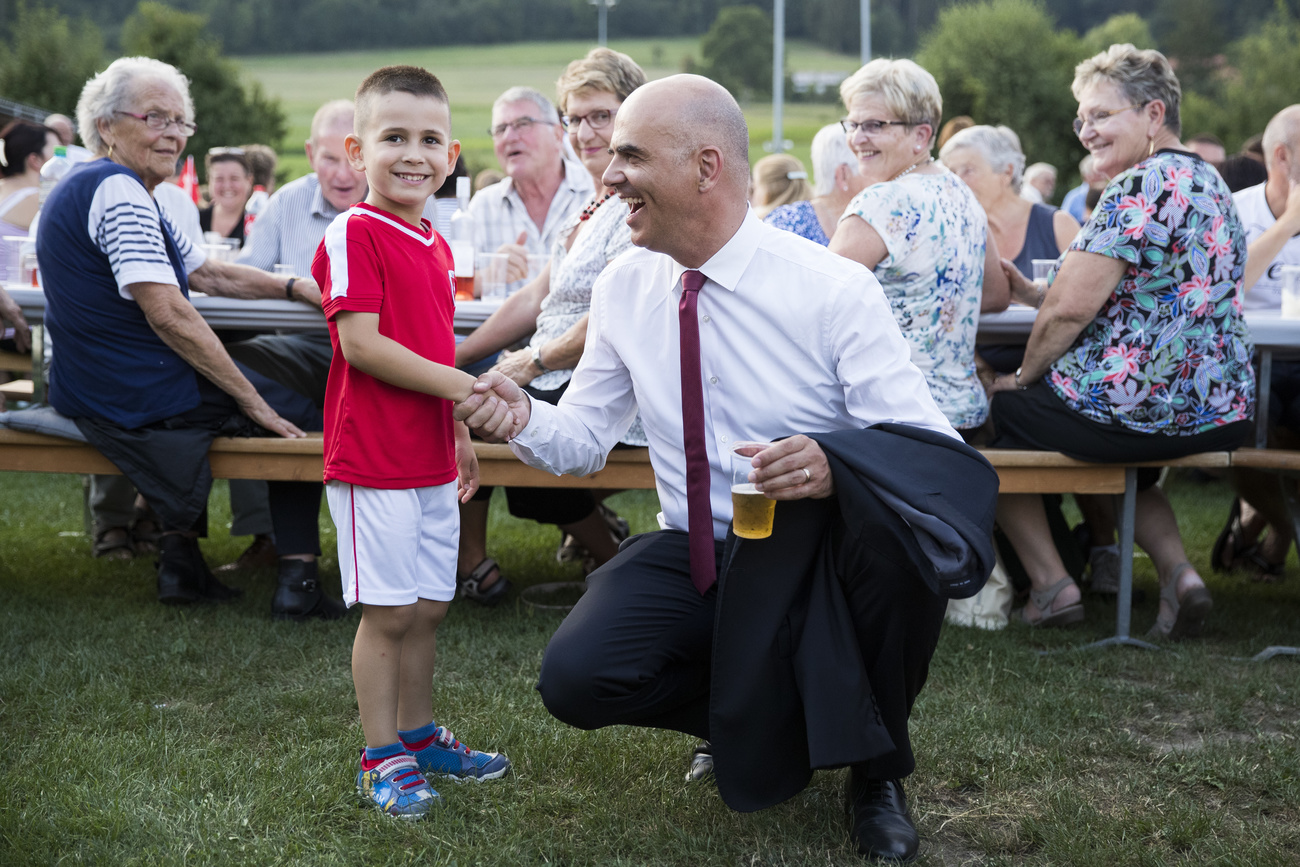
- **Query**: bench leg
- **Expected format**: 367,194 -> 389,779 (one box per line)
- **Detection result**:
1073,467 -> 1161,653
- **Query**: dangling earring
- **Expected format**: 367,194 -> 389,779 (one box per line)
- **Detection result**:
106,142 -> 114,161
1147,137 -> 1154,158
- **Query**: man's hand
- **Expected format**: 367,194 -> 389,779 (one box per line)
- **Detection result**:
1279,177 -> 1300,235
238,393 -> 306,439
288,275 -> 324,309
453,371 -> 531,443
490,347 -> 539,386
746,435 -> 834,500
0,286 -> 31,354
497,231 -> 530,284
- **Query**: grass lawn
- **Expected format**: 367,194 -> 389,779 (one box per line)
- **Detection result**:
234,38 -> 859,185
2,469 -> 1300,865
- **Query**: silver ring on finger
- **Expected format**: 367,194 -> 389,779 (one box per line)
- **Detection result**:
801,467 -> 812,484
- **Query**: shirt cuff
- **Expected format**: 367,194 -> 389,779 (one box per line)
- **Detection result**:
508,393 -> 557,470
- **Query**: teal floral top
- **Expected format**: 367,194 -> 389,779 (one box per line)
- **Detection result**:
846,171 -> 989,429
1046,150 -> 1255,435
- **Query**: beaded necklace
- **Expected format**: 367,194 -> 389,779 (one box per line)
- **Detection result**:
579,190 -> 616,221
889,156 -> 933,183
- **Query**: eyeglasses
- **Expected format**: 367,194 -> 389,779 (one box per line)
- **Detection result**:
116,111 -> 197,136
561,109 -> 615,131
488,116 -> 556,138
1073,102 -> 1146,137
840,118 -> 917,135
208,146 -> 245,156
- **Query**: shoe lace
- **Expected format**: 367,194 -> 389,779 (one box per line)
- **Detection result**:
434,725 -> 472,755
392,768 -> 428,791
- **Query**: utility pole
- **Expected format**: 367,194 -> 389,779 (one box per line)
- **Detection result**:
590,0 -> 617,46
766,0 -> 791,153
861,0 -> 871,65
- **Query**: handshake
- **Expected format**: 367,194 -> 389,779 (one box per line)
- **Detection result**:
452,371 -> 532,443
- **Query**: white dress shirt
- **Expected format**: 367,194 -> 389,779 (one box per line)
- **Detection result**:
510,211 -> 957,540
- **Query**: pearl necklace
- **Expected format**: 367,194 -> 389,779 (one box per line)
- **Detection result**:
579,190 -> 615,221
889,156 -> 933,183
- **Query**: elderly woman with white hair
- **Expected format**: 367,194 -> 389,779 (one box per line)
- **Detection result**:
986,45 -> 1254,635
941,125 -> 1079,288
36,56 -> 341,618
764,122 -> 869,245
829,58 -> 1009,437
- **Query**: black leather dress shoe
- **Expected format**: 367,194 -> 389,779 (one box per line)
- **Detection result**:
685,741 -> 713,782
846,772 -> 919,862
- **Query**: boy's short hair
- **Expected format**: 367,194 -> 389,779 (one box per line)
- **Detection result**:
355,66 -> 449,136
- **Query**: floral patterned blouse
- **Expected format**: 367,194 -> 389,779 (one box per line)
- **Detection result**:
846,170 -> 989,429
1046,150 -> 1255,435
764,200 -> 830,246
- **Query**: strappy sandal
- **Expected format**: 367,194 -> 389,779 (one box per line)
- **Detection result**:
1210,498 -> 1250,573
92,526 -> 134,560
1015,576 -> 1085,628
1242,544 -> 1287,583
457,557 -> 511,606
1148,562 -> 1212,640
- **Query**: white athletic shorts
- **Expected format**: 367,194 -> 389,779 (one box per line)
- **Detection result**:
326,480 -> 460,607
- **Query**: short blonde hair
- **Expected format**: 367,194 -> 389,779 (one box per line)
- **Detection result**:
1072,44 -> 1182,136
751,153 -> 811,218
556,47 -> 647,114
839,58 -> 942,147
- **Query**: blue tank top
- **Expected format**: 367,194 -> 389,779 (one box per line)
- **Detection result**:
1010,203 -> 1061,276
37,159 -> 201,428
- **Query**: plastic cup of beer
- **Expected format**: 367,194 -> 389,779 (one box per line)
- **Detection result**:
731,441 -> 775,540
449,239 -> 475,300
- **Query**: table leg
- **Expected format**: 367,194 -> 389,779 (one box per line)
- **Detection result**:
29,323 -> 43,403
1257,349 -> 1272,449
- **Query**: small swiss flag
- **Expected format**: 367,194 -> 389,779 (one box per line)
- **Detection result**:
180,155 -> 199,204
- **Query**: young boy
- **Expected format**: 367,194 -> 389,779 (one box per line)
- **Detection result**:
313,65 -> 510,821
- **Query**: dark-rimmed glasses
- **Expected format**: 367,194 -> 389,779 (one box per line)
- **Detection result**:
561,109 -> 615,131
1073,102 -> 1146,137
488,117 -> 556,138
840,118 -> 917,135
116,111 -> 197,136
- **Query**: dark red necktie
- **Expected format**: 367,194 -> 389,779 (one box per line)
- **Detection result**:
679,269 -> 715,594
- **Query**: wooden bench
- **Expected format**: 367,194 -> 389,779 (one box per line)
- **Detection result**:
0,427 -> 1284,652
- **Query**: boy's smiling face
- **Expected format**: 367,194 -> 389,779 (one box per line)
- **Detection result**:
346,91 -> 459,226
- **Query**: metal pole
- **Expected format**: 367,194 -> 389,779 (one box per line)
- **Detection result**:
770,0 -> 785,153
860,0 -> 871,65
598,4 -> 608,46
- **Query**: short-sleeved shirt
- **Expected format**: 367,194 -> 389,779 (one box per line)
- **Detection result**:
1047,150 -> 1255,434
764,200 -> 830,246
845,171 -> 989,429
1234,182 -> 1300,311
37,159 -> 208,428
315,203 -> 457,489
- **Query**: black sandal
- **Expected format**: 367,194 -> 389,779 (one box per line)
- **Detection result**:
1210,498 -> 1249,573
457,557 -> 511,606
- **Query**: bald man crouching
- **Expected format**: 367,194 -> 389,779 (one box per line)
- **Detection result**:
456,76 -> 997,862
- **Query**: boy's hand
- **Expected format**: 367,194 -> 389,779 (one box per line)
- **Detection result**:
455,429 -> 480,503
453,372 -> 530,443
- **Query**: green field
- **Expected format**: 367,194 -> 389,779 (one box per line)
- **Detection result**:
234,38 -> 860,183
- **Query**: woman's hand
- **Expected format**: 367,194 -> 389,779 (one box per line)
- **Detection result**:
986,371 -> 1021,397
491,347 -> 540,387
999,258 -> 1042,308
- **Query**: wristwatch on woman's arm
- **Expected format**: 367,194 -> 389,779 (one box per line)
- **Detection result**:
530,345 -> 550,374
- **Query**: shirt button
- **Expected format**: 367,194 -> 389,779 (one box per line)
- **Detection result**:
709,376 -> 718,385
720,435 -> 729,443
702,314 -> 711,323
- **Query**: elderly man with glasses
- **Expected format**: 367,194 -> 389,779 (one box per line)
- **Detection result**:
470,86 -> 595,284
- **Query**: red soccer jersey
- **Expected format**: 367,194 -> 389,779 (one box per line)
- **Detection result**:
314,203 -> 458,488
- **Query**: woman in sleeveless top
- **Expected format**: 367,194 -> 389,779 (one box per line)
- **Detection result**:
0,120 -> 59,282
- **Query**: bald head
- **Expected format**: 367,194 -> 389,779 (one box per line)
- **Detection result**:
44,113 -> 75,146
1262,105 -> 1300,181
626,76 -> 751,191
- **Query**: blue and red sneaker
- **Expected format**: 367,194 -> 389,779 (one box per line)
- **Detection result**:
356,751 -> 441,820
405,725 -> 511,782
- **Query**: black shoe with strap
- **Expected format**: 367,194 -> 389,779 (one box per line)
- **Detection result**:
271,559 -> 346,621
685,741 -> 713,782
156,534 -> 242,604
846,772 -> 919,862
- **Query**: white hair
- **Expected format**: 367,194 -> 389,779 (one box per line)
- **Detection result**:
75,56 -> 193,156
810,122 -> 858,196
940,125 -> 1026,192
1262,104 -> 1300,164
1024,162 -> 1057,184
310,99 -> 355,144
492,86 -> 560,124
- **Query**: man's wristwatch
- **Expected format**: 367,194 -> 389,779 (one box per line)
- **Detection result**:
531,345 -> 550,374
1013,367 -> 1030,390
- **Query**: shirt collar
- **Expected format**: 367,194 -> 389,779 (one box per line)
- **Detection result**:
309,174 -> 344,220
669,207 -> 762,294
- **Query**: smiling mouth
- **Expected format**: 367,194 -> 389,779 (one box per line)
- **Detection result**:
395,172 -> 428,183
621,195 -> 645,215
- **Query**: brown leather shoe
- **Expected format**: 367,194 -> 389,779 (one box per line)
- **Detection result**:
214,534 -> 278,573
